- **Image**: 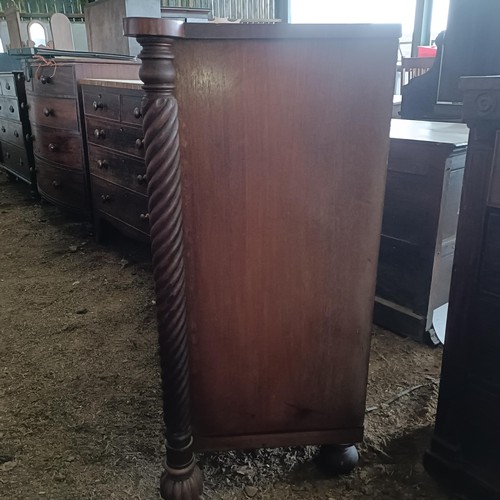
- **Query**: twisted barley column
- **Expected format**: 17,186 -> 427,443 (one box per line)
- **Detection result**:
124,21 -> 202,500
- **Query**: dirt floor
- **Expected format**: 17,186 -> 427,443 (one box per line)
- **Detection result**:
0,172 -> 453,499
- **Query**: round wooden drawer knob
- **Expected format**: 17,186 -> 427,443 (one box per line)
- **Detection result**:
94,129 -> 105,139
93,101 -> 103,111
133,107 -> 142,119
136,174 -> 147,184
139,213 -> 150,220
135,138 -> 144,149
48,143 -> 57,152
40,75 -> 52,85
14,131 -> 19,138
97,159 -> 109,169
5,83 -> 10,90
43,107 -> 52,117
52,180 -> 61,188
101,194 -> 111,203
9,105 -> 14,113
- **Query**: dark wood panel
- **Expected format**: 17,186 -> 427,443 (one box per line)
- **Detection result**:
169,36 -> 398,437
0,118 -> 25,148
87,144 -> 147,195
36,159 -> 87,211
31,124 -> 82,169
376,235 -> 431,314
82,89 -> 120,122
468,294 -> 500,390
0,96 -> 19,121
479,210 -> 500,297
0,142 -> 30,181
26,94 -> 79,130
489,131 -> 500,208
86,116 -> 144,159
90,175 -> 149,236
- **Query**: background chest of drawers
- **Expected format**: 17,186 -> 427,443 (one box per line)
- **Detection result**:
374,119 -> 469,344
26,58 -> 139,215
81,79 -> 149,242
0,71 -> 36,190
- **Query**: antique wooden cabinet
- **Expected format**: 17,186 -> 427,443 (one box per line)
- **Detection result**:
123,19 -> 400,499
0,71 -> 36,190
81,79 -> 149,242
25,58 -> 139,215
374,119 -> 469,343
424,77 -> 500,499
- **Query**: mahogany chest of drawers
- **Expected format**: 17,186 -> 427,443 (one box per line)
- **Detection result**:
26,58 -> 139,215
0,71 -> 36,189
81,79 -> 149,241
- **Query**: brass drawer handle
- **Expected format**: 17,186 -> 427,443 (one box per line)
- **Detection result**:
48,143 -> 57,152
136,173 -> 147,184
40,75 -> 52,85
101,194 -> 112,203
139,213 -> 150,220
93,101 -> 103,111
133,107 -> 142,119
43,107 -> 52,117
97,159 -> 109,169
135,138 -> 144,149
94,128 -> 105,139
52,180 -> 61,188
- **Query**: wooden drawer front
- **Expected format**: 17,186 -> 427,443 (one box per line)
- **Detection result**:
37,160 -> 87,211
1,142 -> 30,179
91,176 -> 149,235
0,119 -> 25,148
0,97 -> 19,120
86,117 -> 144,159
32,125 -> 82,169
30,65 -> 75,97
27,95 -> 79,130
121,94 -> 143,125
0,75 -> 16,97
88,144 -> 147,195
82,89 -> 120,121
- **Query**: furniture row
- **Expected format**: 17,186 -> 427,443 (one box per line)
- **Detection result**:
424,76 -> 500,499
0,57 -> 469,349
25,57 -> 140,218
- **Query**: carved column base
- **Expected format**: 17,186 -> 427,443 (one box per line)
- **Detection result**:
160,460 -> 203,500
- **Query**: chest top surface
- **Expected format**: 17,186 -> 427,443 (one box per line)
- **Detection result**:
390,119 -> 469,146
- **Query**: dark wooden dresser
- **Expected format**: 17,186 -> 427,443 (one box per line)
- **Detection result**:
374,119 -> 469,343
424,77 -> 500,499
0,71 -> 36,190
25,58 -> 139,215
80,78 -> 148,241
124,18 -> 401,498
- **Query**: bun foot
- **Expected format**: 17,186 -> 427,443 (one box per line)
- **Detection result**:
160,460 -> 203,500
317,444 -> 359,475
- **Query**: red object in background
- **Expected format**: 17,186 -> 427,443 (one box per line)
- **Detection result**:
418,45 -> 437,57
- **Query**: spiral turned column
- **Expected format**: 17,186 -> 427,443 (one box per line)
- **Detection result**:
124,19 -> 202,500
